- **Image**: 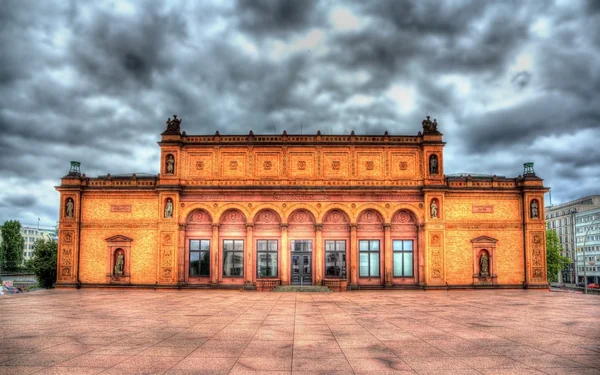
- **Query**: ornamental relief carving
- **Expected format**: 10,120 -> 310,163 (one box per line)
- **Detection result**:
429,232 -> 444,280
255,209 -> 280,224
62,246 -> 72,257
324,210 -> 348,224
63,232 -> 73,244
162,233 -> 173,245
297,160 -> 306,170
399,161 -> 408,170
392,210 -> 415,223
263,160 -> 272,170
332,161 -> 341,170
358,210 -> 382,224
530,231 -> 545,274
289,209 -> 314,223
188,209 -> 211,223
81,222 -> 158,229
196,161 -> 205,170
229,160 -> 238,170
162,267 -> 172,279
365,161 -> 374,170
445,223 -> 521,230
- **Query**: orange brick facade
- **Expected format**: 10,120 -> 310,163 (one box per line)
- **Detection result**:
55,116 -> 549,290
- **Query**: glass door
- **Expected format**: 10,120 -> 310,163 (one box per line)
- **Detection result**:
291,240 -> 313,285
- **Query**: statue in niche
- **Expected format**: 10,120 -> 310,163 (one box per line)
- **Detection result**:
166,155 -> 175,174
65,198 -> 74,218
530,200 -> 539,218
429,155 -> 438,174
164,199 -> 174,218
480,252 -> 489,276
430,199 -> 438,218
114,253 -> 124,275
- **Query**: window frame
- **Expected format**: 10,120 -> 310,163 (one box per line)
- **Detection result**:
189,239 -> 210,277
256,239 -> 278,278
222,239 -> 244,278
392,239 -> 414,277
358,239 -> 380,278
324,240 -> 346,279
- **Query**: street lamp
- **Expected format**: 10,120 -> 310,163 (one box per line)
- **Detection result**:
580,213 -> 600,295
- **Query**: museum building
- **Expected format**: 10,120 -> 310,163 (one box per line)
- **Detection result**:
55,116 -> 549,290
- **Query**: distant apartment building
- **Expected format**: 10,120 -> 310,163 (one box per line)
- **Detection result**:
21,226 -> 57,263
545,195 -> 600,283
575,207 -> 600,285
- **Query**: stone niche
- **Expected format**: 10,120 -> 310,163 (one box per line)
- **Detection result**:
105,235 -> 133,284
471,236 -> 498,286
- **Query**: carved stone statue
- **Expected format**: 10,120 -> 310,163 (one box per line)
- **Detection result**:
165,114 -> 182,133
166,155 -> 175,174
430,200 -> 438,218
165,199 -> 174,218
66,199 -> 74,218
480,252 -> 489,276
422,116 -> 438,133
114,253 -> 124,275
531,200 -> 539,218
430,155 -> 438,174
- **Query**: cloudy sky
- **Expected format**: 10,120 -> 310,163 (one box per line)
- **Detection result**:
1,0 -> 599,228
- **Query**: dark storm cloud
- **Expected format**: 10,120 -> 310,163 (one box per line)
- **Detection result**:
7,195 -> 38,209
0,0 -> 599,225
69,4 -> 187,92
236,0 -> 321,37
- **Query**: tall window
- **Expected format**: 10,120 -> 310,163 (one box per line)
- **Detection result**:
189,239 -> 210,276
393,240 -> 413,277
325,240 -> 346,278
359,240 -> 380,277
257,240 -> 278,277
223,240 -> 244,277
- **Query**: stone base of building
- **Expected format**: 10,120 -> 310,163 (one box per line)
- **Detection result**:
53,282 -> 545,291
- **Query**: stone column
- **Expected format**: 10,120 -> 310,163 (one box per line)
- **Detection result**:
178,223 -> 186,285
418,223 -> 426,286
315,224 -> 323,285
281,223 -> 289,285
384,223 -> 392,287
246,224 -> 254,285
211,224 -> 219,286
350,224 -> 358,288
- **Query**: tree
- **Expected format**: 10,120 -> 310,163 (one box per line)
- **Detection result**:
546,229 -> 570,283
29,238 -> 57,288
1,220 -> 25,271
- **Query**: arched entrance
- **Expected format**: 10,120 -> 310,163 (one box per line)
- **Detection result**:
219,209 -> 247,286
287,209 -> 316,285
253,209 -> 282,281
322,209 -> 351,286
391,209 -> 419,286
185,209 -> 212,285
356,209 -> 384,287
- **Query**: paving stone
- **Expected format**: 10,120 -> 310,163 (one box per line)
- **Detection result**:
0,289 -> 598,374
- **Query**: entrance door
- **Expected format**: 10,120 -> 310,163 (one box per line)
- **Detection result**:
291,253 -> 312,285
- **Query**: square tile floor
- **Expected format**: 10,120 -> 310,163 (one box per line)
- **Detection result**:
0,289 -> 598,374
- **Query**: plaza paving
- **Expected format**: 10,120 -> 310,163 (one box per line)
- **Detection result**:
0,289 -> 599,375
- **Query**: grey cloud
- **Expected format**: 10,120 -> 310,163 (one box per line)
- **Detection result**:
0,0 -> 599,225
235,0 -> 321,37
6,194 -> 38,208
